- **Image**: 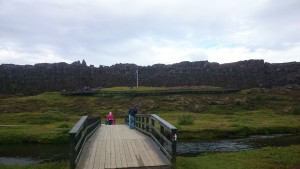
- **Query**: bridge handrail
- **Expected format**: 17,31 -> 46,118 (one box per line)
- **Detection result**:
134,114 -> 177,162
69,115 -> 101,169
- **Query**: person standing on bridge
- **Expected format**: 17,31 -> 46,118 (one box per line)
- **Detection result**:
106,112 -> 114,125
128,105 -> 137,129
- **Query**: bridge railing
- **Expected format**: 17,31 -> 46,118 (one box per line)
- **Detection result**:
134,114 -> 177,162
69,115 -> 101,169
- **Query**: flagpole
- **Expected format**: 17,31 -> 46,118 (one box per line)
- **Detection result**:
136,67 -> 138,87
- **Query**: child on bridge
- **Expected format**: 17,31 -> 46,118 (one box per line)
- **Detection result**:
106,112 -> 115,125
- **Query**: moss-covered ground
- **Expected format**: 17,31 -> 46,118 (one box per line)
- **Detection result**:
1,86 -> 300,143
0,86 -> 300,168
177,145 -> 300,169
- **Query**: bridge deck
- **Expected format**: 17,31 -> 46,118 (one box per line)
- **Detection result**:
76,124 -> 171,169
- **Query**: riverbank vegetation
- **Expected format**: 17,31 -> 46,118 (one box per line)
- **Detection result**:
0,85 -> 300,143
0,161 -> 69,169
0,145 -> 299,169
177,144 -> 300,169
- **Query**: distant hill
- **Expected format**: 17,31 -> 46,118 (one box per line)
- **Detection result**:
0,60 -> 299,95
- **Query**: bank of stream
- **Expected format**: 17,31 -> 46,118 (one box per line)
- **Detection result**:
0,144 -> 68,165
1,134 -> 300,165
175,134 -> 300,156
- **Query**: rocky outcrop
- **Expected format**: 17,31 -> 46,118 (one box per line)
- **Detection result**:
0,60 -> 299,95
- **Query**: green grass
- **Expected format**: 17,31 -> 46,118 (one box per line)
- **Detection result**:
100,86 -> 221,92
0,123 -> 71,144
178,115 -> 194,125
158,110 -> 300,140
0,86 -> 299,168
0,86 -> 300,143
177,145 -> 300,169
0,112 -> 78,144
0,161 -> 69,169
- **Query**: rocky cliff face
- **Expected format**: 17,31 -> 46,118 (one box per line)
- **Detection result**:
0,60 -> 299,95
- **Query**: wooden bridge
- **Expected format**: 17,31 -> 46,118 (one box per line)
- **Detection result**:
69,114 -> 177,169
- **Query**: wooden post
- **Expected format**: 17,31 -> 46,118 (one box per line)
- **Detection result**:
125,115 -> 128,125
160,125 -> 164,146
137,116 -> 140,128
139,116 -> 141,129
171,128 -> 177,163
84,118 -> 88,138
134,116 -> 136,128
70,133 -> 76,169
151,118 -> 155,136
146,116 -> 149,132
142,117 -> 145,130
99,116 -> 101,126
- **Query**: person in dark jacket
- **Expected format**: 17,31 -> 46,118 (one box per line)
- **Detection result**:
128,105 -> 137,129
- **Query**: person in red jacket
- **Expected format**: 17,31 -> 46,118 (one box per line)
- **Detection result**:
106,112 -> 114,125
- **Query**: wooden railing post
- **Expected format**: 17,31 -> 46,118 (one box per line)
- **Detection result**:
135,116 -> 138,128
160,125 -> 164,146
151,118 -> 155,136
139,117 -> 142,128
84,118 -> 88,139
132,114 -> 177,163
171,128 -> 177,162
142,117 -> 145,130
69,115 -> 100,169
70,133 -> 76,169
146,116 -> 149,132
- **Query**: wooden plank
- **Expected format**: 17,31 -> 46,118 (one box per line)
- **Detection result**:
116,125 -> 123,139
130,138 -> 146,167
110,139 -> 116,168
85,140 -> 98,169
76,125 -> 171,169
139,138 -> 161,166
113,140 -> 122,168
122,139 -> 134,167
113,125 -> 118,140
98,140 -> 106,169
126,139 -> 139,167
105,140 -> 111,169
92,141 -> 100,169
144,138 -> 171,166
135,139 -> 154,166
75,140 -> 91,169
118,139 -> 127,168
93,140 -> 104,169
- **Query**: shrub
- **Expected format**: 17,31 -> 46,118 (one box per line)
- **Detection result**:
57,123 -> 70,128
292,107 -> 300,115
178,115 -> 194,125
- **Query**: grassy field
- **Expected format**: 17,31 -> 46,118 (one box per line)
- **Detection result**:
0,86 -> 300,168
158,110 -> 300,140
177,145 -> 300,169
0,161 -> 69,169
0,86 -> 300,143
99,86 -> 221,92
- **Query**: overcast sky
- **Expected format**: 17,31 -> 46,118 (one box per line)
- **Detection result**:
0,0 -> 300,66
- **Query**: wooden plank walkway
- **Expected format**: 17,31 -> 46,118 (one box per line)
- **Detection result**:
76,124 -> 171,169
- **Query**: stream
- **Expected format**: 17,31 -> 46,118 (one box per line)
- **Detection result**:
0,144 -> 68,165
1,134 -> 300,165
175,134 -> 300,156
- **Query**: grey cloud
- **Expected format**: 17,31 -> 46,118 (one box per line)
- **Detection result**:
0,0 -> 299,66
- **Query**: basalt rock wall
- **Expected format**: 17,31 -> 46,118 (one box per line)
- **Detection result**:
0,60 -> 299,95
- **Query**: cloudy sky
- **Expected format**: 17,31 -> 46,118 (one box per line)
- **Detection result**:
0,0 -> 300,66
